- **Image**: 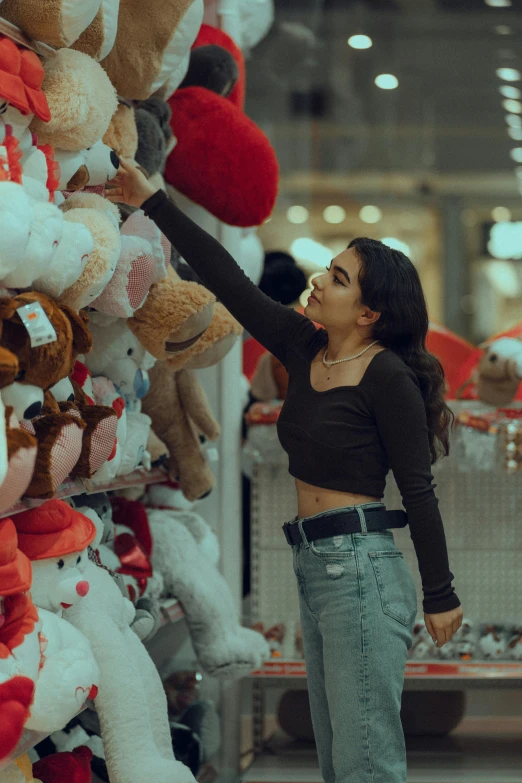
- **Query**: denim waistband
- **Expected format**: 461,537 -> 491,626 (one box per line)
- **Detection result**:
290,502 -> 386,525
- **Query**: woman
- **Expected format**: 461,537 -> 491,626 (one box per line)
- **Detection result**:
106,161 -> 463,783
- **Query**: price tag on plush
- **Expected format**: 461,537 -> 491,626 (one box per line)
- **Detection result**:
16,302 -> 58,348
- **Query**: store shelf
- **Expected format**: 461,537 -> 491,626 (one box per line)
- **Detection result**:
251,659 -> 522,688
0,466 -> 168,518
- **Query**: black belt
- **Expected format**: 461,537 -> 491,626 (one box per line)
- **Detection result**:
282,508 -> 408,546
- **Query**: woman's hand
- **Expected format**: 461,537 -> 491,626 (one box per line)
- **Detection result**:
424,606 -> 463,648
104,158 -> 158,208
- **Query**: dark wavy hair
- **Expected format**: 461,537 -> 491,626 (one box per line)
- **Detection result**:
348,237 -> 453,463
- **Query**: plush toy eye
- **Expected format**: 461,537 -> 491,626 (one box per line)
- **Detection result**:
68,393 -> 75,402
57,559 -> 65,570
0,102 -> 7,114
127,348 -> 134,356
490,354 -> 498,363
76,555 -> 81,564
14,369 -> 26,382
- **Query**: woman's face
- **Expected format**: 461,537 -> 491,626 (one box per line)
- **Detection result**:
304,247 -> 366,331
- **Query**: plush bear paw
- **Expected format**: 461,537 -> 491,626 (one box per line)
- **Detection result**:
193,627 -> 270,680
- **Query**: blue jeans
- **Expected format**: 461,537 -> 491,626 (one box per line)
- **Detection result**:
290,502 -> 417,783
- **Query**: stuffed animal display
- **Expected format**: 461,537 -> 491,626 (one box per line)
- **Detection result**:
0,5 -> 276,780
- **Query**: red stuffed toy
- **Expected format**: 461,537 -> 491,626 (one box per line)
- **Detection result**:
33,745 -> 93,783
166,86 -> 279,228
0,517 -> 36,762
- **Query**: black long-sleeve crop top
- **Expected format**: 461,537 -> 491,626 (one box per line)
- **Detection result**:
143,189 -> 461,615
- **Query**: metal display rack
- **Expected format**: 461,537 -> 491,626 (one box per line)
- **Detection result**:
246,404 -> 522,765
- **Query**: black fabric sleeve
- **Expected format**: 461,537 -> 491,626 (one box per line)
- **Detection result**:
373,370 -> 461,615
142,189 -> 313,366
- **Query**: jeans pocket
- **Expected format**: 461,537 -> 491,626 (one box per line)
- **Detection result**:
369,550 -> 417,627
309,534 -> 356,558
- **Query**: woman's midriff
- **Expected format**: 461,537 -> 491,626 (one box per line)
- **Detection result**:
295,477 -> 380,519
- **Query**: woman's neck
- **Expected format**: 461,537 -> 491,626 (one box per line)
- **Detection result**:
324,330 -> 377,362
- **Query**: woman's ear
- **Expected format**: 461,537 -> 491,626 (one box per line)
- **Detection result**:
358,308 -> 381,327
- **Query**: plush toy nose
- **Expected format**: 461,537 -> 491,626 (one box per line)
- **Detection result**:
133,369 -> 150,399
88,685 -> 99,701
110,150 -> 120,169
76,580 -> 90,597
24,400 -> 42,419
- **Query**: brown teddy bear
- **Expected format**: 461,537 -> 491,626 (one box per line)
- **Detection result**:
101,0 -> 204,100
0,292 -> 92,498
475,337 -> 522,406
0,292 -> 117,496
142,365 -> 220,502
0,346 -> 37,513
127,278 -> 241,499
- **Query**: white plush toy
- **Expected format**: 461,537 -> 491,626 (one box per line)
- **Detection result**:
2,202 -> 64,289
14,500 -> 95,617
83,314 -> 155,408
479,626 -> 508,660
55,139 -> 119,191
409,619 -> 439,660
63,513 -> 197,783
31,219 -> 94,299
0,517 -> 100,737
146,506 -> 270,678
0,182 -> 34,281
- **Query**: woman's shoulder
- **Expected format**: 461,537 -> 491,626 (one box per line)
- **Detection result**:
288,319 -> 328,361
366,349 -> 420,389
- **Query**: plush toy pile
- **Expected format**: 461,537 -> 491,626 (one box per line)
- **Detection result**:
0,0 -> 275,779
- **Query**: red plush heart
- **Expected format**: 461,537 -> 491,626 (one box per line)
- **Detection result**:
166,87 -> 279,228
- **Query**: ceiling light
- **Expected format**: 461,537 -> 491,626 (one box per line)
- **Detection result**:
287,206 -> 309,224
497,67 -> 521,81
290,238 -> 332,265
500,85 -> 521,99
323,206 -> 346,224
506,113 -> 522,127
485,0 -> 512,6
510,148 -> 522,162
359,205 -> 382,224
492,206 -> 512,222
375,74 -> 399,90
508,127 -> 522,140
503,98 -> 522,113
380,237 -> 412,257
495,25 -> 512,34
348,34 -> 372,50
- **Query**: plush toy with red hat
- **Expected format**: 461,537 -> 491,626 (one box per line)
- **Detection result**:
165,86 -> 279,227
14,500 -> 95,616
0,513 -> 99,737
0,518 -> 36,763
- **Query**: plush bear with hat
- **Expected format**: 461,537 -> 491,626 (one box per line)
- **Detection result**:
0,33 -> 51,154
0,516 -> 99,737
14,500 -> 96,616
101,0 -> 204,100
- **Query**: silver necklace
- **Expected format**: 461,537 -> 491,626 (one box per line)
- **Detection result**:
322,340 -> 380,368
